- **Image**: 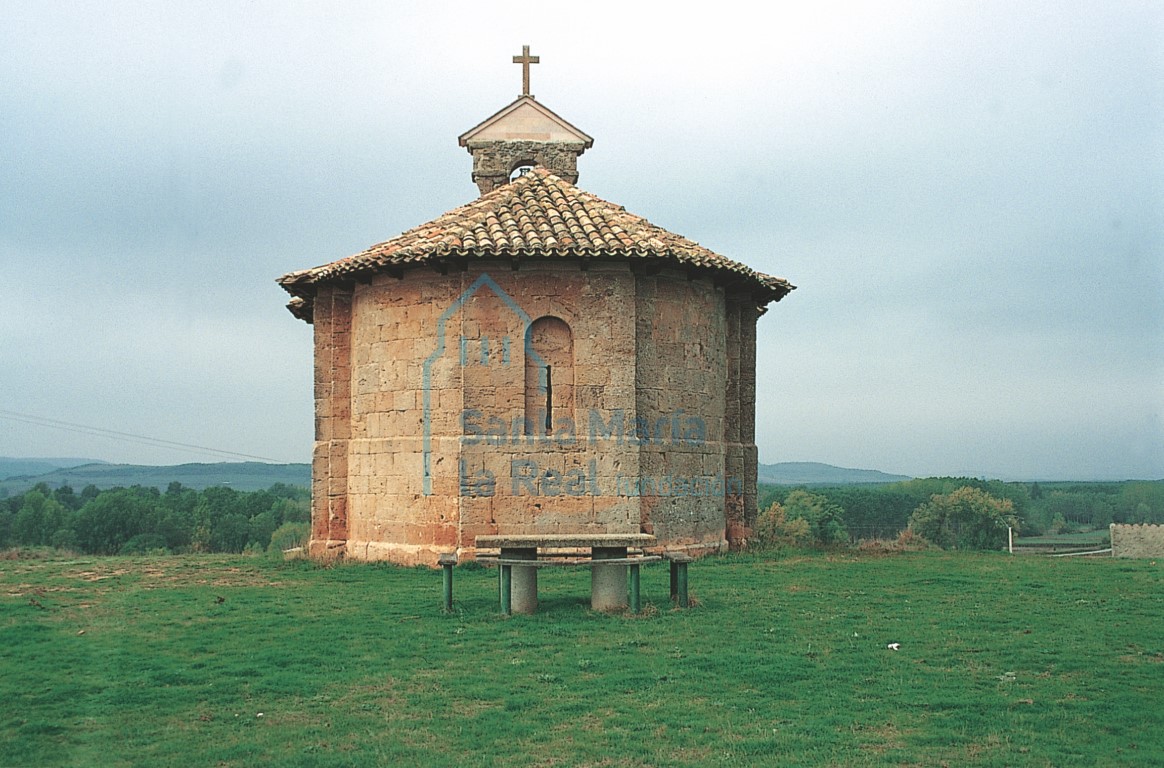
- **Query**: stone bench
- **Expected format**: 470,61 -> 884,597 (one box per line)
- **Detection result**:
474,534 -> 658,614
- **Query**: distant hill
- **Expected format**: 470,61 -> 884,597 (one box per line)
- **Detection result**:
759,462 -> 911,486
0,457 -> 107,481
0,461 -> 310,495
1,458 -> 904,495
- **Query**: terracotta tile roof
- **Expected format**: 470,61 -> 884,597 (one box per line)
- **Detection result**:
278,167 -> 793,320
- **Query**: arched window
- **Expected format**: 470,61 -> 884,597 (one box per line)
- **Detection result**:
524,316 -> 574,436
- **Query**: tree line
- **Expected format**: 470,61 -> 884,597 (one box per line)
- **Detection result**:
3,475 -> 1160,556
0,482 -> 310,555
758,478 -> 1164,549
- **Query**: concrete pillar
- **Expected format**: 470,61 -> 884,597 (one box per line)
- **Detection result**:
591,546 -> 628,611
503,547 -> 538,614
439,552 -> 457,612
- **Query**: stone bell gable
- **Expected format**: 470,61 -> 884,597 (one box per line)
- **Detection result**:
457,44 -> 594,195
458,97 -> 593,195
277,47 -> 794,565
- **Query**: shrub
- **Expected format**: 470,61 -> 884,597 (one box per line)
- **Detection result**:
782,490 -> 849,546
908,486 -> 1018,550
76,489 -> 157,555
51,528 -> 80,552
754,502 -> 811,548
268,522 -> 310,554
120,533 -> 170,555
855,528 -> 936,554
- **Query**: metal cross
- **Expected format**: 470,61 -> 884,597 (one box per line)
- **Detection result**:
512,45 -> 539,97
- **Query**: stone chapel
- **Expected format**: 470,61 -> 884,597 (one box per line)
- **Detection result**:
277,48 -> 794,564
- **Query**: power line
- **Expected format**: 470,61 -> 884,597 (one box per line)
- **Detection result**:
0,408 -> 283,463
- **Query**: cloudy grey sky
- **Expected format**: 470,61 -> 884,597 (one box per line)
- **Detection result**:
2,1 -> 1160,480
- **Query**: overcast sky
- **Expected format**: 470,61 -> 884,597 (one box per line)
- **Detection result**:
2,1 -> 1161,480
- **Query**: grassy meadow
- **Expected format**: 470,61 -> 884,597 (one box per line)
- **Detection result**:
1,550 -> 1161,767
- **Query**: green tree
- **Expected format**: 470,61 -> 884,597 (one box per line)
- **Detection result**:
908,486 -> 1018,550
54,484 -> 83,511
190,500 -> 214,553
783,490 -> 848,545
0,508 -> 11,548
75,489 -> 157,555
14,491 -> 69,547
248,510 -> 279,550
157,483 -> 197,551
268,521 -> 310,554
210,513 -> 250,553
1040,491 -> 1113,528
753,501 -> 811,547
821,487 -> 917,540
271,496 -> 309,525
51,528 -> 80,551
120,533 -> 170,555
1115,482 -> 1164,524
239,490 -> 275,520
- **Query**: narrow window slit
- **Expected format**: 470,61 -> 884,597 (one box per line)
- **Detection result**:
545,365 -> 553,433
524,317 -> 572,438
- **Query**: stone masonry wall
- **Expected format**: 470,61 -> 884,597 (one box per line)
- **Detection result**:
634,271 -> 729,555
465,140 -> 587,194
737,298 -> 760,541
308,259 -> 750,564
1110,524 -> 1164,558
334,261 -> 645,563
308,285 -> 353,559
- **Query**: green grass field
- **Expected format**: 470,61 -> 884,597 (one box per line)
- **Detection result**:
1013,531 -> 1112,556
2,550 -> 1161,767
1014,531 -> 1111,547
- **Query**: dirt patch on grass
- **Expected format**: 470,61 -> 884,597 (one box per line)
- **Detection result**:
855,721 -> 906,754
449,697 -> 502,718
576,712 -> 610,733
74,560 -> 284,589
0,559 -> 291,604
73,568 -> 132,581
965,732 -> 1008,759
5,584 -> 90,599
0,548 -> 67,561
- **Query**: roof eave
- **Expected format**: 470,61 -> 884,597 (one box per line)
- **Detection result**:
281,249 -> 794,301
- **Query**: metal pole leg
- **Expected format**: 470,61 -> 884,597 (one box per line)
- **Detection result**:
629,563 -> 641,614
667,553 -> 692,608
500,564 -> 512,615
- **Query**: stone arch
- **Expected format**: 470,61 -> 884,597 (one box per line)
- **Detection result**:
524,316 -> 574,436
508,157 -> 537,182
